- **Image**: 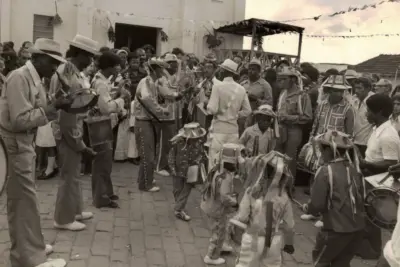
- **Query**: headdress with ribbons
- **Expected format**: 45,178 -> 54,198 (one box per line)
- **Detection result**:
253,104 -> 280,138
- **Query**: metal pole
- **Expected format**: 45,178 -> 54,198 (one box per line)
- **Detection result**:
250,22 -> 257,60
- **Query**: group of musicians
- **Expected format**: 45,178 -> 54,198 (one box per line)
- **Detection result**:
0,33 -> 399,267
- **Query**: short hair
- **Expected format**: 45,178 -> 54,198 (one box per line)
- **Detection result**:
264,68 -> 277,84
128,52 -> 139,61
171,47 -> 184,56
98,51 -> 122,70
366,94 -> 393,118
99,46 -> 111,53
239,68 -> 248,76
276,60 -> 290,68
301,65 -> 319,82
354,77 -> 372,90
325,68 -> 339,76
233,55 -> 243,60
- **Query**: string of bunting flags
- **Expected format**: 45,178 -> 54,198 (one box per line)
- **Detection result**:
304,33 -> 400,38
280,0 -> 400,22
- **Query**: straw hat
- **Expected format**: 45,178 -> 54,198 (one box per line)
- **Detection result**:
68,34 -> 100,55
148,57 -> 170,69
219,143 -> 244,163
323,75 -> 352,90
164,53 -> 178,63
219,59 -> 239,75
253,104 -> 276,117
249,58 -> 262,68
27,38 -> 66,63
375,78 -> 392,87
314,130 -> 354,149
203,53 -> 217,64
170,122 -> 206,143
344,69 -> 359,80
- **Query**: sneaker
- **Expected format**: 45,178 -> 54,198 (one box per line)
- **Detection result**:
314,220 -> 324,228
300,214 -> 318,221
147,186 -> 160,192
204,256 -> 225,265
45,244 -> 53,255
75,212 -> 93,221
109,194 -> 119,201
35,258 -> 66,267
54,221 -> 86,231
175,210 -> 191,221
156,170 -> 170,177
221,243 -> 233,253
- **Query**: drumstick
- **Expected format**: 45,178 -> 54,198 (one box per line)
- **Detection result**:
291,198 -> 303,209
378,173 -> 391,185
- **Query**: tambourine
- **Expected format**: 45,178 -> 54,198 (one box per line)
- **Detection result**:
0,137 -> 8,196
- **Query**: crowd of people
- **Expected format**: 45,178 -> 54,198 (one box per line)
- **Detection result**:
0,33 -> 400,267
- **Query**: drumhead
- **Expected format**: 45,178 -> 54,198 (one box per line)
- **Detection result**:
67,89 -> 99,114
365,188 -> 399,230
0,137 -> 8,196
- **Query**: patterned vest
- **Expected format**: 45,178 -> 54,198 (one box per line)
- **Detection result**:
314,100 -> 351,135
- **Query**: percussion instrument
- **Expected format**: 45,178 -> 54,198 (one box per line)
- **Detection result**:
365,172 -> 400,231
85,116 -> 113,153
297,142 -> 322,174
0,137 -> 8,196
196,103 -> 213,130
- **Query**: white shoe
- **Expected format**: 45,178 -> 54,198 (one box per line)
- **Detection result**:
35,258 -> 66,267
45,244 -> 53,255
300,214 -> 318,221
221,244 -> 233,253
314,220 -> 324,228
148,186 -> 160,192
156,170 -> 170,176
54,221 -> 86,231
204,256 -> 225,265
75,211 -> 93,221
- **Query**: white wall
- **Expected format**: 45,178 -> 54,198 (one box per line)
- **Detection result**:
0,0 -> 245,58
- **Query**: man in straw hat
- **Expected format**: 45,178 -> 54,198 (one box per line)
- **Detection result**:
302,130 -> 365,267
239,104 -> 279,156
134,57 -> 177,192
168,122 -> 207,221
50,34 -> 103,231
0,38 -> 69,267
207,59 -> 251,171
275,66 -> 312,188
194,53 -> 221,107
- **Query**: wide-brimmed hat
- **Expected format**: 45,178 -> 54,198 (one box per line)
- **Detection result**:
27,38 -> 66,63
344,69 -> 359,80
170,122 -> 206,143
314,130 -> 354,149
220,143 -> 245,164
375,78 -> 392,87
249,58 -> 262,68
203,53 -> 217,64
253,104 -> 276,117
68,34 -> 100,55
116,49 -> 128,56
219,59 -> 239,75
148,57 -> 170,69
164,53 -> 178,63
277,66 -> 299,77
323,75 -> 352,90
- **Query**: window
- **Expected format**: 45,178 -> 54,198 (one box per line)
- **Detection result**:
33,15 -> 54,41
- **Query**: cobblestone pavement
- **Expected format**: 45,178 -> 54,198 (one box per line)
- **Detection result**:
0,162 -> 386,267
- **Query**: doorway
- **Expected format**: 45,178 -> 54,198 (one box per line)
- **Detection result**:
115,23 -> 158,52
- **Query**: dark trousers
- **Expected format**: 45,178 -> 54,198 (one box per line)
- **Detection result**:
172,176 -> 193,211
376,255 -> 391,267
81,121 -> 92,174
313,230 -> 363,267
356,144 -> 367,159
91,147 -> 114,207
156,121 -> 176,172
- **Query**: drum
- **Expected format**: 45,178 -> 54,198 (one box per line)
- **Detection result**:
0,137 -> 8,196
298,142 -> 322,174
65,89 -> 99,114
365,173 -> 400,231
196,104 -> 213,130
85,116 -> 113,153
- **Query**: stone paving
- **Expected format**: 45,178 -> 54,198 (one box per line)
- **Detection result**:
0,162 -> 386,267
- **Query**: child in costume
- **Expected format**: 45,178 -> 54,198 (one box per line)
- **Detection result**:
302,130 -> 365,267
240,104 -> 279,156
230,151 -> 295,267
168,122 -> 207,221
201,143 -> 245,265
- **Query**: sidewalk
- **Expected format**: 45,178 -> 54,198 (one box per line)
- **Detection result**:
0,162 -> 381,267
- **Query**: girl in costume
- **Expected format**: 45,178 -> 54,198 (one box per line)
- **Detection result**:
302,130 -> 365,267
168,122 -> 207,221
201,143 -> 245,265
230,151 -> 295,267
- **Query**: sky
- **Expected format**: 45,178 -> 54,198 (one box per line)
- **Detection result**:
244,0 -> 400,65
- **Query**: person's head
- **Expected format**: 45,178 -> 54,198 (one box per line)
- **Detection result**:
67,46 -> 95,71
366,93 -> 393,125
99,46 -> 111,53
143,45 -> 155,59
121,46 -> 130,53
148,58 -> 168,79
19,49 -> 31,64
83,61 -> 97,77
375,79 -> 393,96
300,63 -> 319,83
31,53 -> 62,78
135,48 -> 146,64
128,53 -> 140,70
264,68 -> 277,85
276,60 -> 290,73
353,77 -> 372,101
323,68 -> 339,82
255,113 -> 273,131
203,53 -> 218,78
239,68 -> 249,81
116,50 -> 128,67
315,130 -> 353,162
21,41 -> 33,50
164,54 -> 179,75
219,143 -> 244,173
98,51 -> 122,78
276,67 -> 298,90
219,59 -> 239,79
232,55 -> 242,65
322,75 -> 351,104
171,47 -> 185,60
248,59 -> 262,81
392,93 -> 400,115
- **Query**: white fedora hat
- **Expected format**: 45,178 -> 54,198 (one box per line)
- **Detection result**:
219,59 -> 239,75
68,34 -> 100,55
27,38 -> 66,63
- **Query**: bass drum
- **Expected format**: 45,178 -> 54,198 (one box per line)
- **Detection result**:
365,187 -> 399,231
0,137 -> 8,196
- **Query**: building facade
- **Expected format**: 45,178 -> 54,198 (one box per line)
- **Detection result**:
0,0 -> 245,57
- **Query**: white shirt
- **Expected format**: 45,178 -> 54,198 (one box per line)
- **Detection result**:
384,203 -> 400,267
350,92 -> 374,145
365,120 -> 400,163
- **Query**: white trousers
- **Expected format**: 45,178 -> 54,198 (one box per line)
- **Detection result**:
208,133 -> 239,172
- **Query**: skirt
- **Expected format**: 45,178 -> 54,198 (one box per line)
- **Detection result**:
36,122 -> 56,147
114,118 -> 130,161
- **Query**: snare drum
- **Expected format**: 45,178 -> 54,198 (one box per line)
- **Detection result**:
298,142 -> 322,174
0,137 -> 8,196
65,89 -> 99,114
365,173 -> 400,231
85,116 -> 113,152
